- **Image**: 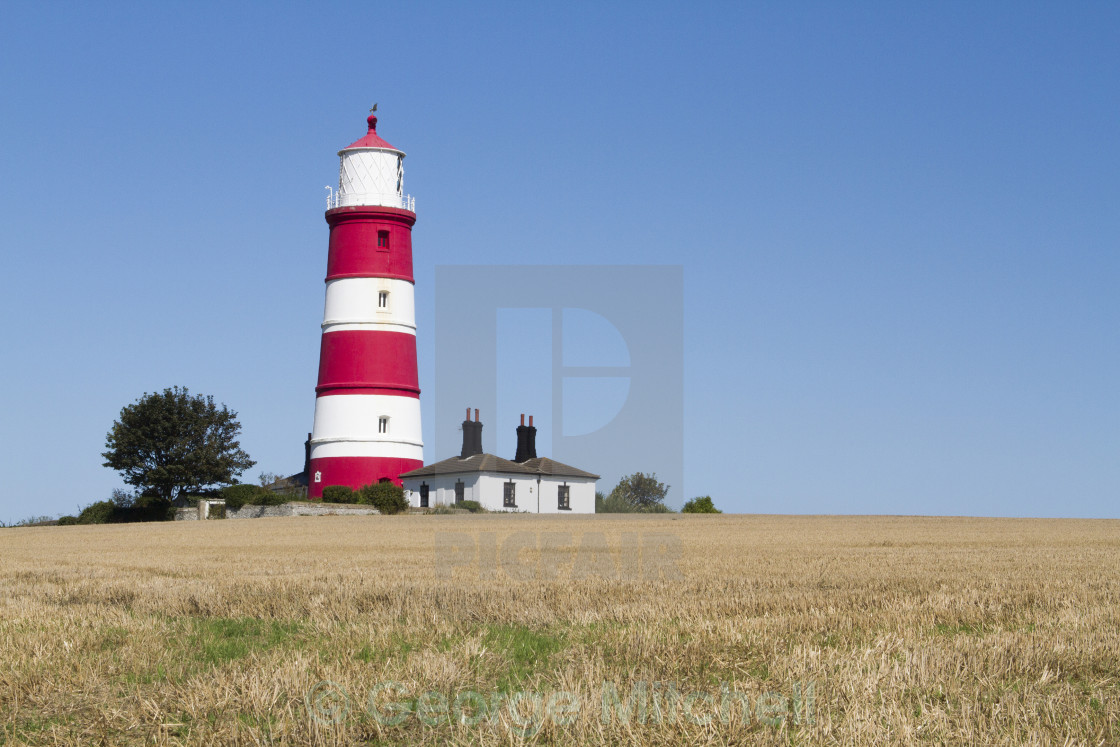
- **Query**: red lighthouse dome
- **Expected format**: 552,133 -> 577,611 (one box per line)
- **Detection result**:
307,111 -> 423,497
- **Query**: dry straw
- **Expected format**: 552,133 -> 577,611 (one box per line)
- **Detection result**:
0,513 -> 1117,744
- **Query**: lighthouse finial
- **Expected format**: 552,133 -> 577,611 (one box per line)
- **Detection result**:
367,103 -> 378,132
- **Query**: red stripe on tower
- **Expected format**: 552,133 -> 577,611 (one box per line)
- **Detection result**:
308,110 -> 423,497
316,330 -> 419,396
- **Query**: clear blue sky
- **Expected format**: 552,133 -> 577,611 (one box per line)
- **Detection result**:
1,2 -> 1116,521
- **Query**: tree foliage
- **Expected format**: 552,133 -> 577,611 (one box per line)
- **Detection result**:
609,472 -> 670,510
681,495 -> 721,513
596,474 -> 674,513
102,386 -> 255,501
69,492 -> 174,524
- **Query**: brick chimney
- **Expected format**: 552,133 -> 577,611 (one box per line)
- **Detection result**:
514,414 -> 538,462
461,407 -> 483,458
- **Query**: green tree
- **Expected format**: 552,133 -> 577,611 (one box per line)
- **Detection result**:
596,490 -> 637,513
102,386 -> 255,502
609,472 -> 670,511
681,496 -> 721,513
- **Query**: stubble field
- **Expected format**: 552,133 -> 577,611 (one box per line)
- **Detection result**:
1,513 -> 1118,745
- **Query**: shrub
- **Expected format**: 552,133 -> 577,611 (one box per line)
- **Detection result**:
457,500 -> 484,513
77,501 -> 117,525
3,516 -> 57,527
131,494 -> 174,521
682,496 -> 721,513
321,485 -> 355,504
221,483 -> 264,510
220,484 -> 289,510
252,492 -> 287,507
596,491 -> 674,513
57,516 -> 79,526
596,492 -> 636,513
69,493 -> 173,524
359,482 -> 409,514
640,502 -> 674,513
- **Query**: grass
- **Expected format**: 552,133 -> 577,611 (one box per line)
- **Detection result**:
188,617 -> 303,665
482,624 -> 567,692
0,514 -> 1118,744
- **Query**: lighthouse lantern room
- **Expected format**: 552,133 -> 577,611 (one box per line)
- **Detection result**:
307,109 -> 423,498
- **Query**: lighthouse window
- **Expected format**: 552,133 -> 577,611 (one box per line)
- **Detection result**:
558,485 -> 570,510
377,231 -> 389,249
503,481 -> 517,508
378,291 -> 389,309
378,416 -> 389,434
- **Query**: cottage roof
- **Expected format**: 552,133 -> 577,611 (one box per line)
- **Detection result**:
518,457 -> 600,479
400,453 -> 531,478
400,454 -> 598,480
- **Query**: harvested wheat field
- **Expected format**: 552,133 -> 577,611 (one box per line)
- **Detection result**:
1,514 -> 1118,745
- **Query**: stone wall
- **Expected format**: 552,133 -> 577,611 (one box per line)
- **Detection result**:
285,503 -> 380,517
174,502 -> 380,521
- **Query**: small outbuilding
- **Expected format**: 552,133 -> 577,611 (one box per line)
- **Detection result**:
400,411 -> 598,513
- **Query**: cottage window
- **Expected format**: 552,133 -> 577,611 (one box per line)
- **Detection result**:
558,485 -> 570,510
455,480 -> 465,503
419,483 -> 429,508
503,481 -> 516,508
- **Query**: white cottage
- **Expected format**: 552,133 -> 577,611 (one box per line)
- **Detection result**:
400,411 -> 598,513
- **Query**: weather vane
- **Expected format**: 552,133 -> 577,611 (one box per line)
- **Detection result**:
370,103 -> 378,114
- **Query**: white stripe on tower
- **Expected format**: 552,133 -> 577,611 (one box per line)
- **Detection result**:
322,278 -> 416,334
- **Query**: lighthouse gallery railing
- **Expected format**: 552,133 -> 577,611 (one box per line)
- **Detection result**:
325,188 -> 415,212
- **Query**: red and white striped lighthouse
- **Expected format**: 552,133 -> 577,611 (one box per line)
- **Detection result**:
307,109 -> 423,498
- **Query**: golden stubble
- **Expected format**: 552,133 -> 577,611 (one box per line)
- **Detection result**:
0,513 -> 1117,745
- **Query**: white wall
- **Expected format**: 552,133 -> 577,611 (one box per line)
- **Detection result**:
402,474 -> 480,508
403,473 -> 596,513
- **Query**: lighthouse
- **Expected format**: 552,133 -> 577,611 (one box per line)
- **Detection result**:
307,109 -> 423,498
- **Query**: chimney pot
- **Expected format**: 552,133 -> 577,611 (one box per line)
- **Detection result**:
529,415 -> 533,427
520,413 -> 525,426
474,408 -> 479,422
